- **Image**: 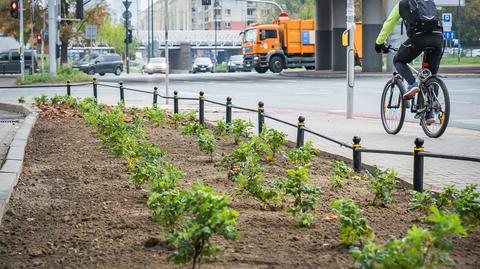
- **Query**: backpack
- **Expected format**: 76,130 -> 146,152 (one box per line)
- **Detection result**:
407,0 -> 440,34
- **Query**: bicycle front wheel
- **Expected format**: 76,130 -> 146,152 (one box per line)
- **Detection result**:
380,80 -> 406,135
420,77 -> 450,138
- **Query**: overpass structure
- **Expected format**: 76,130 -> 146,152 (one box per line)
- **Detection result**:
137,30 -> 243,49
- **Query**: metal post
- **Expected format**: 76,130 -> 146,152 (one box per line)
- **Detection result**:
413,138 -> 425,192
41,13 -> 45,73
199,91 -> 205,125
147,1 -> 150,61
124,0 -> 131,74
66,80 -> 71,96
19,0 -> 25,80
173,91 -> 179,114
48,0 -> 57,76
153,86 -> 158,107
258,101 -> 265,135
164,0 -> 170,104
119,81 -> 125,103
352,136 -> 362,172
296,116 -> 305,148
226,97 -> 232,124
346,0 -> 355,119
93,78 -> 98,101
30,0 -> 34,75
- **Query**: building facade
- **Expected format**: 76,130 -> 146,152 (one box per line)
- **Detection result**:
137,0 -> 276,32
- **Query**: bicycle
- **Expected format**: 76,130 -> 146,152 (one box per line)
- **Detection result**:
380,46 -> 450,138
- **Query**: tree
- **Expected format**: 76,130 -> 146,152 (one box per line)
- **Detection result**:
98,17 -> 138,59
0,0 -> 46,45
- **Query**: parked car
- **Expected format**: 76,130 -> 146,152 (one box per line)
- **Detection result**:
0,49 -> 39,74
192,57 -> 214,73
143,57 -> 167,74
227,55 -> 250,72
471,49 -> 480,57
72,53 -> 123,76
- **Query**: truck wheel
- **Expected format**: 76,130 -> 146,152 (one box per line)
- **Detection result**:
305,66 -> 315,70
269,56 -> 284,73
255,67 -> 268,73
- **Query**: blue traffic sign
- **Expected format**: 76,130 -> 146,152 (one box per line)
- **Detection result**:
443,31 -> 455,40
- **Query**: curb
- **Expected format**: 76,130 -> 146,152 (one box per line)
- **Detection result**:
0,103 -> 38,225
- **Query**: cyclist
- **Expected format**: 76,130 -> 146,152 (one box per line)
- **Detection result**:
375,0 -> 443,124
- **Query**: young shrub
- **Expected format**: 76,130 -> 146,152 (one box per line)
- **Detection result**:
235,158 -> 279,209
331,199 -> 375,246
437,184 -> 480,231
368,168 -> 397,207
230,118 -> 253,144
219,141 -> 260,181
171,113 -> 186,129
167,182 -> 239,269
260,126 -> 287,160
212,119 -> 229,137
143,106 -> 167,126
195,131 -> 217,162
351,207 -> 466,269
34,94 -> 49,106
329,160 -> 354,188
182,122 -> 205,136
409,190 -> 438,212
148,187 -> 186,234
18,96 -> 25,103
275,166 -> 322,227
184,111 -> 198,124
286,141 -> 319,167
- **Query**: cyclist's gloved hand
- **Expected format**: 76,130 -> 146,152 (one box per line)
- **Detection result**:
375,43 -> 388,54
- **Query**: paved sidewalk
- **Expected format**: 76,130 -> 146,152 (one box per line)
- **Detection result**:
202,108 -> 480,192
0,110 -> 23,168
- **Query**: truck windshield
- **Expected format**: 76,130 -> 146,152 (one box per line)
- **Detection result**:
244,29 -> 257,43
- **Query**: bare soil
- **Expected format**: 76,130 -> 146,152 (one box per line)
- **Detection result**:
0,112 -> 479,269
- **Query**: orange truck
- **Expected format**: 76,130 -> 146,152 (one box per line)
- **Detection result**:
242,13 -> 363,73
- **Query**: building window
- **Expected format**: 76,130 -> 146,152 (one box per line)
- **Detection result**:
225,9 -> 231,16
224,21 -> 231,29
215,21 -> 221,29
214,9 -> 221,16
247,8 -> 256,16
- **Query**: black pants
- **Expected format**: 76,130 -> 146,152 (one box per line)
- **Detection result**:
393,33 -> 443,85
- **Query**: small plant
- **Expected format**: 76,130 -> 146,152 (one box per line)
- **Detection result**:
351,207 -> 466,269
409,190 -> 438,212
144,107 -> 167,126
219,140 -> 260,181
329,160 -> 353,188
437,184 -> 480,231
18,96 -> 25,103
230,119 -> 253,144
171,113 -> 186,129
182,122 -> 205,136
34,94 -> 49,106
195,131 -> 217,162
148,187 -> 185,233
286,141 -> 319,167
212,119 -> 229,137
235,158 -> 279,209
166,182 -> 239,269
368,167 -> 397,207
331,199 -> 375,246
260,126 -> 287,161
274,166 -> 322,227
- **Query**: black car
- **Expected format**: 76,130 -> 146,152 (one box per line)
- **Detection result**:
192,57 -> 214,73
72,53 -> 123,76
0,49 -> 39,74
227,55 -> 250,72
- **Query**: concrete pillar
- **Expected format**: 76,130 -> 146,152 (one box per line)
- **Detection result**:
362,0 -> 383,72
315,0 -> 332,70
332,0 -> 346,71
179,43 -> 192,71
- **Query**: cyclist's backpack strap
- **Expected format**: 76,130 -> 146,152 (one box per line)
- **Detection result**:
407,0 -> 440,35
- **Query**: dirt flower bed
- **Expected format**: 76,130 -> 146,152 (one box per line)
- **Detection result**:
0,104 -> 479,269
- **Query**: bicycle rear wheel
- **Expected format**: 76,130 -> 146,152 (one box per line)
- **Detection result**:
420,77 -> 450,138
381,80 -> 406,135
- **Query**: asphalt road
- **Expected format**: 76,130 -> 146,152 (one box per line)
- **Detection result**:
1,72 -> 479,130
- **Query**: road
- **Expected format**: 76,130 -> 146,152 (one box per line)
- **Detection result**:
2,72 -> 478,130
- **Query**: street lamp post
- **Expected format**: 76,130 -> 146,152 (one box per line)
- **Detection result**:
123,0 -> 131,74
214,0 -> 221,72
19,0 -> 24,80
346,0 -> 355,119
164,0 -> 169,104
